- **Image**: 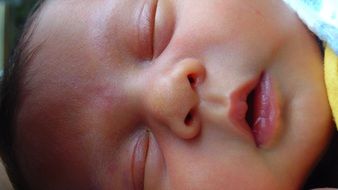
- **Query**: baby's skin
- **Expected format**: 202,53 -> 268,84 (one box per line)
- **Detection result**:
15,0 -> 332,189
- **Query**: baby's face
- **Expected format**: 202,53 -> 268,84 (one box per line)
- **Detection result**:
16,0 -> 332,189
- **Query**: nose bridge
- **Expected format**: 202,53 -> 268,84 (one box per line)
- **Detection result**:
144,58 -> 205,139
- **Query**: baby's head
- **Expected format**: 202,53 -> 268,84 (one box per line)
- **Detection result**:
0,0 -> 333,189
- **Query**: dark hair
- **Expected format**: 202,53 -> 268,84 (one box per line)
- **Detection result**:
0,1 -> 45,189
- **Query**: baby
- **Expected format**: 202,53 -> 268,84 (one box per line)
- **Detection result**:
0,0 -> 335,189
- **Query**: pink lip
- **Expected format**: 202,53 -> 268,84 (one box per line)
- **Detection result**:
250,73 -> 280,147
229,73 -> 280,148
229,76 -> 260,142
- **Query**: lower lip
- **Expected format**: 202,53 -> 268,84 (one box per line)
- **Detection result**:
250,73 -> 280,147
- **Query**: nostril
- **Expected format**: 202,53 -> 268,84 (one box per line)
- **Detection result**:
188,74 -> 197,88
184,109 -> 195,126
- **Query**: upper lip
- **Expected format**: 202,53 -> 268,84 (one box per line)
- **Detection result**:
228,74 -> 261,142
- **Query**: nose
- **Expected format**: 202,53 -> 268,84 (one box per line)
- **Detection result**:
144,58 -> 206,139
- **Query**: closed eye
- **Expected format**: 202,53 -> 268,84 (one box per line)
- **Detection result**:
137,0 -> 159,60
131,130 -> 150,190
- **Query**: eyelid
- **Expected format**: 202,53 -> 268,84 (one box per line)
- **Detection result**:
131,130 -> 150,190
137,0 -> 159,60
153,0 -> 175,58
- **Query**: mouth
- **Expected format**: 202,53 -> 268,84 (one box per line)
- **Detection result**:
229,72 -> 280,148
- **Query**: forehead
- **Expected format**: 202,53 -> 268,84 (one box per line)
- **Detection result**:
16,0 -> 137,152
21,1 -> 127,105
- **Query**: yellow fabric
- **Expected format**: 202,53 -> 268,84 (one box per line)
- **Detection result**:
324,46 -> 338,129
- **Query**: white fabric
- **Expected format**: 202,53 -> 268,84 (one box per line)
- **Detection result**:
283,0 -> 338,54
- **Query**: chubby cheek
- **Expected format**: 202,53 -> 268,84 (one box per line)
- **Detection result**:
171,0 -> 286,56
156,133 -> 283,190
165,155 -> 281,190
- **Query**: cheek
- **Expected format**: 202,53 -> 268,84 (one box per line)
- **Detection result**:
170,1 -> 289,69
158,132 -> 283,189
165,153 -> 282,189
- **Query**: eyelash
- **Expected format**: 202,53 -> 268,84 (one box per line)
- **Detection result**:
150,0 -> 159,58
132,130 -> 150,190
138,0 -> 159,59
